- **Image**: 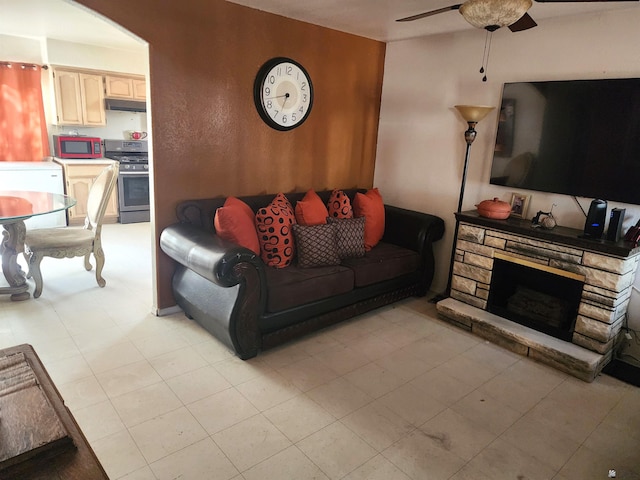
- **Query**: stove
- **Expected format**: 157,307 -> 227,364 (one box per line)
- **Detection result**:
104,139 -> 150,224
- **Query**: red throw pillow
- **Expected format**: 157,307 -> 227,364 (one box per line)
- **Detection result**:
214,196 -> 260,255
327,189 -> 353,219
255,193 -> 296,268
295,189 -> 329,226
353,188 -> 385,251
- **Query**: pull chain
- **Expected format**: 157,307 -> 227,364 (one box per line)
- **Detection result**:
479,30 -> 493,82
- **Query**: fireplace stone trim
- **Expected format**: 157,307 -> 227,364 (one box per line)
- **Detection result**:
441,211 -> 640,379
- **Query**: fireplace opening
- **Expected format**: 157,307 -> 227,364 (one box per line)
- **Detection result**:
487,254 -> 585,341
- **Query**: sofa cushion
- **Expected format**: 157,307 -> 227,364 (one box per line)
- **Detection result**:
327,217 -> 365,259
353,188 -> 385,251
255,193 -> 296,268
327,189 -> 353,219
214,196 -> 260,255
295,189 -> 329,226
264,264 -> 354,312
341,241 -> 420,287
293,223 -> 341,268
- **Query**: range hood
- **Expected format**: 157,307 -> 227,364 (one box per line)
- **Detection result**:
105,98 -> 146,113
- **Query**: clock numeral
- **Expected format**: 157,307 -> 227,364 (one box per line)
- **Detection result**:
302,94 -> 308,103
301,82 -> 307,91
264,87 -> 271,96
282,115 -> 288,124
276,66 -> 281,76
291,113 -> 297,122
272,110 -> 279,119
298,106 -> 304,114
268,75 -> 276,85
266,100 -> 273,109
286,65 -> 292,76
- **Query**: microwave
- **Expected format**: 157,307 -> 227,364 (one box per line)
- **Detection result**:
53,135 -> 102,159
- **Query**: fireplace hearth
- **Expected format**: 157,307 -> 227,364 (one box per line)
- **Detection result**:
437,211 -> 640,381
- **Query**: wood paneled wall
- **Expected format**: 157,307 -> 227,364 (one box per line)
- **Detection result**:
75,0 -> 386,309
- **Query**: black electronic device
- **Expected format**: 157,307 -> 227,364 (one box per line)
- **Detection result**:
490,78 -> 640,205
583,199 -> 607,238
606,208 -> 626,242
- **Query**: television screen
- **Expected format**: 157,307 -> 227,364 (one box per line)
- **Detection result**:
490,78 -> 640,205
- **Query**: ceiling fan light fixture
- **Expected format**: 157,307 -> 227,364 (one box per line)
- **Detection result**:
459,0 -> 532,30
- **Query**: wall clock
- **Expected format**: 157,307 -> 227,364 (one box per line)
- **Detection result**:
253,57 -> 314,131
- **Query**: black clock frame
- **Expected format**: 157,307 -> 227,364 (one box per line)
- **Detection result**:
253,57 -> 314,131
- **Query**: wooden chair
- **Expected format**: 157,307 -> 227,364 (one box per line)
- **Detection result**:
23,163 -> 119,298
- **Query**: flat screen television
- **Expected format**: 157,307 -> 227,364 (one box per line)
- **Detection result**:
490,78 -> 640,205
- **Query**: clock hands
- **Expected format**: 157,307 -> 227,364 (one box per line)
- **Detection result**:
270,93 -> 290,100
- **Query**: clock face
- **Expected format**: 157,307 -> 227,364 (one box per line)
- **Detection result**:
253,57 -> 314,131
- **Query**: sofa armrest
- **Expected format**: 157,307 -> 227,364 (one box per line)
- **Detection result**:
382,205 -> 445,255
160,223 -> 264,287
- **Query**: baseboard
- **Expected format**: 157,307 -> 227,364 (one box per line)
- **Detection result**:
155,305 -> 182,316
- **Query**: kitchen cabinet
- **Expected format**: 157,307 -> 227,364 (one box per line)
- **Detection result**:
53,69 -> 106,127
53,159 -> 119,226
105,74 -> 147,101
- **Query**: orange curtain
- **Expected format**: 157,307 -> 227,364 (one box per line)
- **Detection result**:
0,62 -> 50,161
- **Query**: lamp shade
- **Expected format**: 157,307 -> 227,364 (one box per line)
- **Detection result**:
454,105 -> 495,123
459,0 -> 532,30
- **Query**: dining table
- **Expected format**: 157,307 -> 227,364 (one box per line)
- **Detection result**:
0,191 -> 76,301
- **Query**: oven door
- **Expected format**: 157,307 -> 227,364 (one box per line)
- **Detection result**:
117,171 -> 150,212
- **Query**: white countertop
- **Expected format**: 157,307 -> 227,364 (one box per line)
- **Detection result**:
52,157 -> 117,165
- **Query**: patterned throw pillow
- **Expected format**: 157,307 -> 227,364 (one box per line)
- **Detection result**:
255,193 -> 296,268
327,189 -> 353,219
353,188 -> 385,251
214,196 -> 260,255
327,217 -> 365,259
292,224 -> 341,268
295,189 -> 329,226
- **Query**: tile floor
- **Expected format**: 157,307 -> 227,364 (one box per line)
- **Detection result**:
0,222 -> 639,480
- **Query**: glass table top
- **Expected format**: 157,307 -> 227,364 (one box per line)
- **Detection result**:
0,191 -> 76,222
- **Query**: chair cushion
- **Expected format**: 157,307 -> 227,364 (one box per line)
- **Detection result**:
341,241 -> 420,287
353,188 -> 385,251
25,227 -> 95,250
214,196 -> 260,255
294,190 -> 329,226
264,263 -> 354,312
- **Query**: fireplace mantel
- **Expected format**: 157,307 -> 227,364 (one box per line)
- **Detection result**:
456,211 -> 640,258
437,211 -> 640,381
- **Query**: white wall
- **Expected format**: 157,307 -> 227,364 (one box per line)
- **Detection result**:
375,7 -> 640,328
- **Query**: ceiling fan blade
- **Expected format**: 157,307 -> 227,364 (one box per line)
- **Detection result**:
508,13 -> 538,31
396,4 -> 462,22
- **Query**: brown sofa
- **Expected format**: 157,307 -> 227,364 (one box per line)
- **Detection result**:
160,189 -> 445,359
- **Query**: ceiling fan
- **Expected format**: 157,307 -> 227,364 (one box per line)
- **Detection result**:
397,0 -> 639,33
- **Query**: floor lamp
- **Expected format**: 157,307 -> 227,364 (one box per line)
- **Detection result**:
444,105 -> 495,297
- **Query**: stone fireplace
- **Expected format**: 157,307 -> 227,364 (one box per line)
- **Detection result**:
437,211 -> 640,381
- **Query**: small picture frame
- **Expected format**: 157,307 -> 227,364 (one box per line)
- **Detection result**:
510,192 -> 531,219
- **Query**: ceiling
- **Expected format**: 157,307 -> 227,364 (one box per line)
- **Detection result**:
227,0 -> 638,41
0,0 -> 145,51
0,0 -> 637,48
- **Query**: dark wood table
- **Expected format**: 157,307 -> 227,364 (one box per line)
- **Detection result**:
0,344 -> 108,479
